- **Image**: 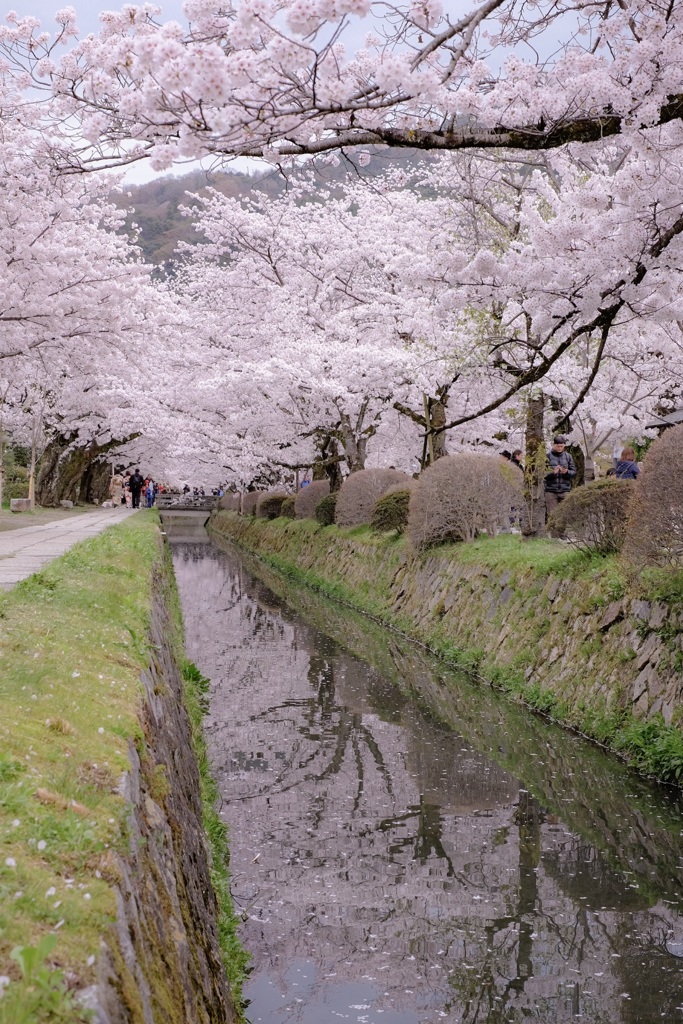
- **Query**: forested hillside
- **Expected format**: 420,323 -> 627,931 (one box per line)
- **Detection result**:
111,167 -> 274,268
116,151 -> 435,270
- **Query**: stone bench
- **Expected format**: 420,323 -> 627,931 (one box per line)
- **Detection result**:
10,498 -> 31,512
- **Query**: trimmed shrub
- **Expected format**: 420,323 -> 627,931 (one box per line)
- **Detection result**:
280,496 -> 296,518
294,480 -> 330,519
408,453 -> 521,549
335,468 -> 409,527
218,492 -> 240,511
256,491 -> 289,520
241,491 -> 260,516
623,424 -> 683,569
546,477 -> 632,553
315,493 -> 337,525
371,486 -> 413,534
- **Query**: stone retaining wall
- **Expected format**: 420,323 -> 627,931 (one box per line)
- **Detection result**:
211,512 -> 683,740
90,564 -> 237,1024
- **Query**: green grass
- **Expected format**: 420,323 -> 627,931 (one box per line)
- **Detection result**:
0,513 -> 247,1021
0,514 -> 160,1019
638,566 -> 683,604
449,532 -> 618,578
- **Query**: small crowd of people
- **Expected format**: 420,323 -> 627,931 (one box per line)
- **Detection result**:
180,484 -> 225,497
500,435 -> 640,521
110,469 -> 164,509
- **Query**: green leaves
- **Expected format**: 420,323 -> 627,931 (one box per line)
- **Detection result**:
3,935 -> 91,1024
10,933 -> 58,980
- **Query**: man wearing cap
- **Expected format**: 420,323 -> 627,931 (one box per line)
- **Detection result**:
544,435 -> 577,519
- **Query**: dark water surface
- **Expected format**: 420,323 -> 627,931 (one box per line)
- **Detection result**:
169,526 -> 683,1024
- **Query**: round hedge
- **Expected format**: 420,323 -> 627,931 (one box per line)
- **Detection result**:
547,477 -> 632,553
256,491 -> 289,520
315,493 -> 337,526
280,496 -> 296,518
371,488 -> 411,533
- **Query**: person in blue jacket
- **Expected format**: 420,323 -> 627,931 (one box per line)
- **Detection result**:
615,446 -> 640,479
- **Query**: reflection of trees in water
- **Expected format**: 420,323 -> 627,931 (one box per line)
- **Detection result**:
441,792 -> 542,1023
378,796 -> 456,876
223,535 -> 683,903
175,538 -> 683,1024
237,641 -> 397,820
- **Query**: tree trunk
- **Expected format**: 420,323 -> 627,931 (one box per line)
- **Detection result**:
340,430 -> 367,474
36,433 -> 133,506
431,397 -> 449,460
312,435 -> 344,491
28,426 -> 38,511
522,391 -> 546,538
81,460 -> 113,505
323,438 -> 344,492
422,395 -> 449,468
567,443 -> 585,487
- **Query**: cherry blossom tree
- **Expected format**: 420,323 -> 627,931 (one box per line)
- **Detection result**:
4,1 -> 682,164
3,0 -> 682,490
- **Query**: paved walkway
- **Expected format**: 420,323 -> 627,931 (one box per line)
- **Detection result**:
0,508 -> 136,590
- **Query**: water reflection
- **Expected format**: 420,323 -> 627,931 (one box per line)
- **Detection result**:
169,528 -> 683,1024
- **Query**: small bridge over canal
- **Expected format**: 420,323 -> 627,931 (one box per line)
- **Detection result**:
156,493 -> 220,532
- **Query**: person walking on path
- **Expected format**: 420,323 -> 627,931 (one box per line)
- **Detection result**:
544,435 -> 577,519
615,447 -> 640,479
129,469 -> 145,509
110,472 -> 125,507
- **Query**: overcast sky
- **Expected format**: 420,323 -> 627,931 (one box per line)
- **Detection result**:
13,0 -> 188,33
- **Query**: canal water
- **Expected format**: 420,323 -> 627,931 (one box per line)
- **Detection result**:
169,526 -> 683,1024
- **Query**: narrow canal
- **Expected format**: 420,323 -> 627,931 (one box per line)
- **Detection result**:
169,525 -> 683,1024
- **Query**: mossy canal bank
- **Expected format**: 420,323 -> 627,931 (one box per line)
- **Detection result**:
0,513 -> 245,1023
210,510 -> 683,784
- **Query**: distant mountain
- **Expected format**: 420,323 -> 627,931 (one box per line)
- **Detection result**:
111,167 -> 271,270
114,150 -> 438,272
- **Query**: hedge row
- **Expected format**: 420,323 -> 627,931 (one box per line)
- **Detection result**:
224,425 -> 683,566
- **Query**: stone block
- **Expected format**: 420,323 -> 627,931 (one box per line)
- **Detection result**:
662,700 -> 676,726
632,664 -> 656,705
631,599 -> 651,621
649,603 -> 669,629
636,633 -> 660,670
9,498 -> 31,512
633,690 -> 650,716
647,671 -> 666,701
59,499 -> 74,509
599,600 -> 623,631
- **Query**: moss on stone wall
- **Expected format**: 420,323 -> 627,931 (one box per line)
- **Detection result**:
210,511 -> 683,785
0,513 -> 245,1022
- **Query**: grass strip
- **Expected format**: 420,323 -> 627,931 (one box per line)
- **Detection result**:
0,512 -> 246,1021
